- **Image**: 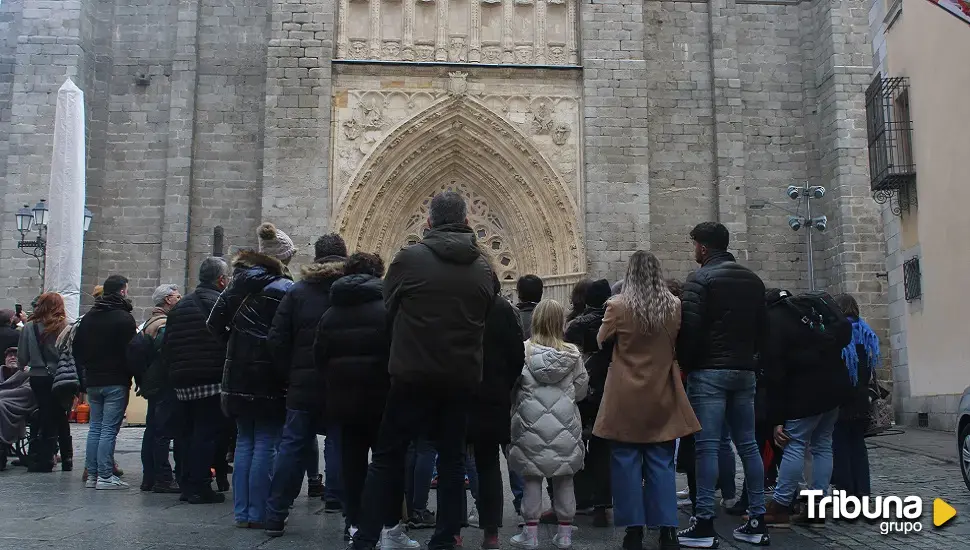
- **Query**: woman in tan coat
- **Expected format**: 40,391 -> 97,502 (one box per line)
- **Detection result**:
594,251 -> 700,550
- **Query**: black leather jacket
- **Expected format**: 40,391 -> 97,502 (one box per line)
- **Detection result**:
207,250 -> 293,419
677,251 -> 766,373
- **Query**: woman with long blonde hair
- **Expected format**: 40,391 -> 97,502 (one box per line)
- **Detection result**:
17,292 -> 72,472
594,251 -> 700,550
508,299 -> 588,549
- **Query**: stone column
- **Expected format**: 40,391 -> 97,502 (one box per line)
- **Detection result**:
534,0 -> 546,64
435,0 -> 449,61
369,0 -> 381,58
159,0 -> 200,288
566,0 -> 577,64
502,0 -> 514,62
403,0 -> 415,60
337,0 -> 349,58
469,0 -> 481,62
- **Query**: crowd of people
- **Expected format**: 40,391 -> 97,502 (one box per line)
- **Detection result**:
0,191 -> 882,550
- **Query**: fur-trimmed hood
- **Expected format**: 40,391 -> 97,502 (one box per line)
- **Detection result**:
300,255 -> 346,284
232,249 -> 286,276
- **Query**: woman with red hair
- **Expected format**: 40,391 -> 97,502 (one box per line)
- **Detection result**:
17,292 -> 71,472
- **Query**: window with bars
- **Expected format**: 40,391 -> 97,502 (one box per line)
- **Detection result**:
866,75 -> 916,192
903,256 -> 921,302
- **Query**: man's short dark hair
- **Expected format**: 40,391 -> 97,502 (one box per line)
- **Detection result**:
517,274 -> 544,303
428,191 -> 467,228
344,252 -> 385,278
199,257 -> 229,285
315,233 -> 348,260
103,275 -> 129,296
690,222 -> 730,251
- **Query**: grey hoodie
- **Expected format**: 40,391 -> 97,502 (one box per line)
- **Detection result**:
18,321 -> 59,377
508,341 -> 589,478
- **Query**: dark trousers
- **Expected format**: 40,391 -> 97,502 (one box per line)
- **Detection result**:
342,421 -> 383,528
214,413 -> 234,477
141,389 -> 182,487
832,419 -> 870,496
470,443 -> 503,532
354,381 -> 469,550
28,376 -> 71,469
266,409 -> 320,522
574,435 -> 612,509
405,438 -> 437,515
181,395 -> 224,495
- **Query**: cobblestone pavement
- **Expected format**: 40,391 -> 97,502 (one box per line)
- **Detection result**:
0,426 -> 967,549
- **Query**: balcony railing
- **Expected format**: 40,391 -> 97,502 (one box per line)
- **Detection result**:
866,75 -> 916,214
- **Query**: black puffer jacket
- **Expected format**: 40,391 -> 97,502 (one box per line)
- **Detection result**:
761,289 -> 853,425
565,306 -> 613,418
384,224 -> 495,391
268,256 -> 345,412
73,295 -> 137,388
165,284 -> 225,391
677,251 -> 766,373
468,294 -> 525,445
207,250 -> 293,420
316,274 -> 390,429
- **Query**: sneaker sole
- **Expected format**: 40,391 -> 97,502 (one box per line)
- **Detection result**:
766,521 -> 790,529
733,533 -> 770,546
509,541 -> 538,549
678,537 -> 719,549
96,485 -> 128,490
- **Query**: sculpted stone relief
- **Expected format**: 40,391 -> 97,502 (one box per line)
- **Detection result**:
330,89 -> 584,277
336,0 -> 578,66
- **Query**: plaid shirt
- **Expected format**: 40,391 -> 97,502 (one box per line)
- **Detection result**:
175,383 -> 221,402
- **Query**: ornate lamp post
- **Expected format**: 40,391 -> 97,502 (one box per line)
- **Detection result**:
15,199 -> 93,288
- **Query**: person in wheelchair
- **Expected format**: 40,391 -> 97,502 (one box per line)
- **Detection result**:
1,346 -> 37,471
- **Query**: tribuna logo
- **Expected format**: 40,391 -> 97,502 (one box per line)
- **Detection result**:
801,490 -> 923,534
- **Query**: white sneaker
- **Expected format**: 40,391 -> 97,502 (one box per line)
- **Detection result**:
510,524 -> 539,549
552,525 -> 572,549
678,497 -> 693,509
677,488 -> 690,498
468,511 -> 480,528
349,525 -> 359,539
721,497 -> 739,509
380,523 -> 420,549
84,478 -> 97,489
96,475 -> 129,490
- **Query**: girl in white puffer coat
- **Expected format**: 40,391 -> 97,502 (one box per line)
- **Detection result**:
508,299 -> 589,550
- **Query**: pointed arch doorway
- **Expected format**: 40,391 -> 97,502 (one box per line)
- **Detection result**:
334,96 -> 586,302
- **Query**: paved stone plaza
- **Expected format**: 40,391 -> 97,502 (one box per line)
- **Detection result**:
0,426 -> 967,549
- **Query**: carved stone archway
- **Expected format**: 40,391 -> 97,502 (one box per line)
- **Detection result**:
334,96 -> 585,279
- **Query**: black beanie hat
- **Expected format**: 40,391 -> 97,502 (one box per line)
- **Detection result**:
585,279 -> 612,309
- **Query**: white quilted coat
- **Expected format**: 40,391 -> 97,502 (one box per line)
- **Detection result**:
508,341 -> 589,478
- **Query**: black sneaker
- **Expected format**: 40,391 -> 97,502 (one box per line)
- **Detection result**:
659,526 -> 679,550
264,519 -> 285,537
324,499 -> 343,514
407,508 -> 436,529
678,517 -> 719,549
188,488 -> 226,504
622,526 -> 643,550
733,515 -> 770,546
725,498 -> 748,517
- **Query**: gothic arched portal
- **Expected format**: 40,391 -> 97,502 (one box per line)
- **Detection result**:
334,96 -> 585,280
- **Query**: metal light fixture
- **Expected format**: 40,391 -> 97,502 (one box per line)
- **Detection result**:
16,205 -> 34,234
749,184 -> 828,291
13,199 -> 95,288
32,199 -> 49,227
83,208 -> 93,233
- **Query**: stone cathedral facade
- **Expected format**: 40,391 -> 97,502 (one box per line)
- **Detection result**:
1,0 -> 887,330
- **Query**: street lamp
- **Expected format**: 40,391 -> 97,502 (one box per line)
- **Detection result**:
750,183 -> 828,291
14,199 -> 94,287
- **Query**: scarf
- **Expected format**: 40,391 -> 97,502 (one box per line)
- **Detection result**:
842,317 -> 880,386
91,293 -> 134,313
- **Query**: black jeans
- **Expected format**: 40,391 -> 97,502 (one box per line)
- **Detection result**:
832,419 -> 870,496
574,435 -> 612,509
181,396 -> 224,495
142,389 -> 183,487
470,443 -> 503,532
28,376 -> 71,468
354,381 -> 469,550
342,421 -> 383,529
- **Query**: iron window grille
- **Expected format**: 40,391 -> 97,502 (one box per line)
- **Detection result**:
903,256 -> 921,302
866,75 -> 917,214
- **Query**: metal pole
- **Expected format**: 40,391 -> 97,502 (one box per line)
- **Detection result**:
805,185 -> 815,291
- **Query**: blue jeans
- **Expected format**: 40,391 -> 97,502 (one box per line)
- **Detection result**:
266,409 -> 320,522
405,438 -> 436,514
773,408 -> 839,507
84,385 -> 128,479
718,425 -> 736,500
610,441 -> 678,528
233,416 -> 283,524
324,424 -> 342,503
504,445 -> 524,514
687,370 -> 765,520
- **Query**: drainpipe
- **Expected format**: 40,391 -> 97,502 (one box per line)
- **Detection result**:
707,1 -> 721,223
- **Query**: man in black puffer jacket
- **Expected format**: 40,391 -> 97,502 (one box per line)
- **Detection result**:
351,191 -> 495,550
315,252 -> 391,540
675,222 -> 770,548
164,257 -> 231,502
264,234 -> 347,535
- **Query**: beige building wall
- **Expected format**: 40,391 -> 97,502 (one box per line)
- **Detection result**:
877,0 -> 970,428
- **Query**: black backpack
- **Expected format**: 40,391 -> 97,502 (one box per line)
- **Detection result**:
782,291 -> 852,351
126,316 -> 166,384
